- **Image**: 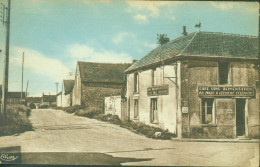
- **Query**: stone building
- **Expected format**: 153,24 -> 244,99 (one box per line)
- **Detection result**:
57,80 -> 74,107
125,31 -> 259,139
72,61 -> 131,109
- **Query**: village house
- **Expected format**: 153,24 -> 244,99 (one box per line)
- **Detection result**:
0,85 -> 26,105
41,93 -> 57,105
57,80 -> 74,107
72,61 -> 131,110
125,31 -> 259,139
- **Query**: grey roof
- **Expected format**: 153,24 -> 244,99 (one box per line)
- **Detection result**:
125,31 -> 258,73
78,61 -> 132,83
63,80 -> 74,95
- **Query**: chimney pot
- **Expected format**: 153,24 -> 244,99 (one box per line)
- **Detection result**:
182,26 -> 188,36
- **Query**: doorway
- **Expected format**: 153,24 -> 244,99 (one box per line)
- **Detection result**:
236,99 -> 246,136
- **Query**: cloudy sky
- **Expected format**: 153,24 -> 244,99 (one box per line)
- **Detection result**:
0,0 -> 258,96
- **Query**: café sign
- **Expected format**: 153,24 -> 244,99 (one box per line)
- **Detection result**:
198,86 -> 255,97
147,85 -> 169,96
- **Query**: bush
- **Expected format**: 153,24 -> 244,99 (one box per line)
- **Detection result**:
64,105 -> 85,113
28,103 -> 36,109
39,103 -> 49,109
74,107 -> 102,118
0,105 -> 33,136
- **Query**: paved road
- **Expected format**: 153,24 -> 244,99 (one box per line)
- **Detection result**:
0,109 -> 258,166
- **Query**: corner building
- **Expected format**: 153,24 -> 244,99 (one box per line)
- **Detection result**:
125,32 -> 259,139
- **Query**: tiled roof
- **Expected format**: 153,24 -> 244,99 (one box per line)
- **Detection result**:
125,32 -> 258,73
63,80 -> 74,95
78,61 -> 132,83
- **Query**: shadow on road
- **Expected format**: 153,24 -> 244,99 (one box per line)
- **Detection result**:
0,146 -> 152,166
106,147 -> 176,153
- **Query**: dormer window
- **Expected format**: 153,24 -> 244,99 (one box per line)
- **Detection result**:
218,62 -> 230,85
134,72 -> 139,93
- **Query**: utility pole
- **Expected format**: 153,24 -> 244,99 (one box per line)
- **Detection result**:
55,82 -> 59,94
21,52 -> 24,101
25,80 -> 29,98
1,0 -> 11,118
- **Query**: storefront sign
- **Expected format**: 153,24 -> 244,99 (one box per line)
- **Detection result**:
147,85 -> 169,96
198,86 -> 255,97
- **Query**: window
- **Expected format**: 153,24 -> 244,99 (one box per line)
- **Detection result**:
151,68 -> 156,86
218,62 -> 229,85
134,72 -> 139,93
134,99 -> 139,118
150,98 -> 158,123
202,99 -> 215,124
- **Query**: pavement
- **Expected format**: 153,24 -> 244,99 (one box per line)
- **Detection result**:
0,109 -> 259,166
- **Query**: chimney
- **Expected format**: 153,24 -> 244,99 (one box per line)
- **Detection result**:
132,60 -> 137,64
182,26 -> 188,36
42,92 -> 44,96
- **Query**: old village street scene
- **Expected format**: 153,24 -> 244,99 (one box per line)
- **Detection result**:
0,1 -> 259,166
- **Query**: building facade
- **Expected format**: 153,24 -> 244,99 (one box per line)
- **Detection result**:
57,80 -> 74,107
72,61 -> 131,110
125,31 -> 259,139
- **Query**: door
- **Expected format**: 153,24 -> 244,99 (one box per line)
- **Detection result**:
236,99 -> 246,136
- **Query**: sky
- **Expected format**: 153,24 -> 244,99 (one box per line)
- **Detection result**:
0,0 -> 258,96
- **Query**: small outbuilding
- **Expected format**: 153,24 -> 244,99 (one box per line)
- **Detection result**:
57,80 -> 74,107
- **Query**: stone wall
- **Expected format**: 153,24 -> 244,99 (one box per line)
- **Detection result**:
181,59 -> 259,139
81,82 -> 123,110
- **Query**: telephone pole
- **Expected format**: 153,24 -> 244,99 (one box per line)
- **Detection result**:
55,82 -> 59,94
1,0 -> 11,118
21,52 -> 24,101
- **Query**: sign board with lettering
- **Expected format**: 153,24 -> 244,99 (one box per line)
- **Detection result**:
182,107 -> 189,113
147,85 -> 169,96
198,86 -> 255,97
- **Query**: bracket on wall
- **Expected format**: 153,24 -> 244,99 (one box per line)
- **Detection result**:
163,77 -> 177,85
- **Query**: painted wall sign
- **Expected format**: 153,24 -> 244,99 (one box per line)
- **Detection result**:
198,86 -> 255,97
147,85 -> 169,96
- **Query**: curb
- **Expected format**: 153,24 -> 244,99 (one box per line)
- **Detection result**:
171,138 -> 260,143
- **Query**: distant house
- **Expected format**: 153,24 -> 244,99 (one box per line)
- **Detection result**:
42,94 -> 57,105
0,85 -> 26,105
26,97 -> 42,104
72,61 -> 131,110
57,80 -> 74,107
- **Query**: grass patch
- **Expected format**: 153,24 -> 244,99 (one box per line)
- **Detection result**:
74,107 -> 102,118
0,105 -> 33,136
94,114 -> 176,140
54,105 -> 85,114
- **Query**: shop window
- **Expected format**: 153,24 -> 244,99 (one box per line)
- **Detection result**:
151,68 -> 156,86
218,62 -> 229,85
134,72 -> 139,93
134,99 -> 139,118
202,98 -> 215,124
150,98 -> 158,123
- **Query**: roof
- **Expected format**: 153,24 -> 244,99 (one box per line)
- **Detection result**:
125,31 -> 258,73
0,85 -> 26,98
63,80 -> 74,95
27,97 -> 42,103
78,62 -> 132,83
42,95 -> 57,103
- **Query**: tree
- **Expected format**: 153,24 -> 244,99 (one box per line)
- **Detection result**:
157,34 -> 170,45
